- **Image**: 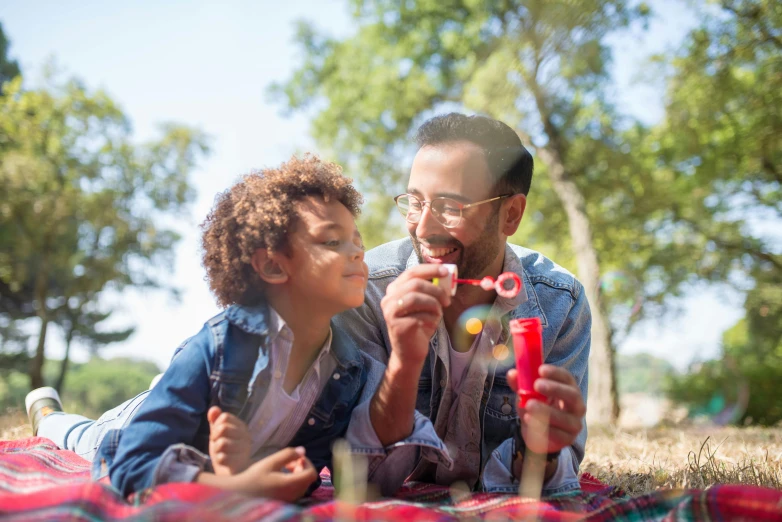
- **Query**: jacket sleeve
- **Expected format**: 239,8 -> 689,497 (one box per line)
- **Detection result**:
108,325 -> 214,496
344,353 -> 452,497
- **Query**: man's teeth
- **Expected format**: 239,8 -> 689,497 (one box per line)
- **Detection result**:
424,246 -> 457,257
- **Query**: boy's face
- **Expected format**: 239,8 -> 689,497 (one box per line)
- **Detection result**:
280,196 -> 368,313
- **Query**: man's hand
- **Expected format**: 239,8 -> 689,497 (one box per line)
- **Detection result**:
507,365 -> 585,455
369,264 -> 451,447
380,264 -> 451,370
208,406 -> 252,476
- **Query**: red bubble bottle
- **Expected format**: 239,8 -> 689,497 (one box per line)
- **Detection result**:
510,317 -> 546,407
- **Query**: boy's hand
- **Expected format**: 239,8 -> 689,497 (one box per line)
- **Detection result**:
208,406 -> 252,476
506,365 -> 586,455
381,264 -> 451,369
236,447 -> 318,502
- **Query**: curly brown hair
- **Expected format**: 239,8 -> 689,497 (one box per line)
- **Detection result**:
201,154 -> 363,308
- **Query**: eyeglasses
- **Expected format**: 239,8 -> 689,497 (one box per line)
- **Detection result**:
394,193 -> 511,229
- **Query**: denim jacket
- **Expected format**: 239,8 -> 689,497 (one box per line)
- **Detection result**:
334,238 -> 590,495
95,302 -> 370,496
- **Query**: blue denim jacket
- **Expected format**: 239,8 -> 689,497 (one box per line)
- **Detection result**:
334,238 -> 590,495
95,302 -> 369,496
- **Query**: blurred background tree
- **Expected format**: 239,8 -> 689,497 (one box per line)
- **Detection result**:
0,357 -> 160,419
0,0 -> 778,429
270,0 -> 781,426
0,24 -> 210,393
654,0 -> 781,425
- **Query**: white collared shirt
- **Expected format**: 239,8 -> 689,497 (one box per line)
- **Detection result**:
246,307 -> 336,460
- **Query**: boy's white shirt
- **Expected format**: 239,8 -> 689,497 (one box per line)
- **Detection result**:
246,306 -> 336,459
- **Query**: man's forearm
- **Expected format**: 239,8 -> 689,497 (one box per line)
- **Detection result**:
369,353 -> 425,446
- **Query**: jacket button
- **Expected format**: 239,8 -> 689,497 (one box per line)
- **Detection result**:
332,373 -> 340,380
273,371 -> 282,379
308,418 -> 315,426
501,403 -> 513,415
440,379 -> 446,388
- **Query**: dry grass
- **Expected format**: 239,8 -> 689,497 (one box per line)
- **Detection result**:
0,409 -> 30,441
2,408 -> 780,496
582,424 -> 782,495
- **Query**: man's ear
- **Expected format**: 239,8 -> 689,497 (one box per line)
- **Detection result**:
501,194 -> 526,236
251,249 -> 289,285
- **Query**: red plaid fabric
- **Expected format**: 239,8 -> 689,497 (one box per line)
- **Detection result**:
1,438 -> 780,521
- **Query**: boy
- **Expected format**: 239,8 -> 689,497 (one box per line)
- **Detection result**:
25,155 -> 373,501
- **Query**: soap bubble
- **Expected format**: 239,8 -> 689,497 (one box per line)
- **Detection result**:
465,317 -> 483,335
453,305 -> 493,352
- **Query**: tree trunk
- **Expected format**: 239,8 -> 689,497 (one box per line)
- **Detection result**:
30,316 -> 48,389
534,144 -> 620,426
55,328 -> 74,393
30,249 -> 51,390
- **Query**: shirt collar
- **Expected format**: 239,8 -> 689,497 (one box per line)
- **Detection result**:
267,306 -> 333,358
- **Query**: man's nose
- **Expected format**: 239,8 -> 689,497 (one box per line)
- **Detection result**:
415,203 -> 444,239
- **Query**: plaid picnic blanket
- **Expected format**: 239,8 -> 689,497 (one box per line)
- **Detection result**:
1,437 -> 780,521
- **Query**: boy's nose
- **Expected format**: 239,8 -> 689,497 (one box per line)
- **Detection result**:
349,242 -> 364,261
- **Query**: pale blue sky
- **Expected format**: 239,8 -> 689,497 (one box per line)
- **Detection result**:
1,0 -> 743,372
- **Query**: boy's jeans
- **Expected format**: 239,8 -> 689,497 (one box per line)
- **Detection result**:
37,391 -> 149,462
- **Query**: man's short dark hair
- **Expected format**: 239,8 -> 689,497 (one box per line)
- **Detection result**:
414,113 -> 534,196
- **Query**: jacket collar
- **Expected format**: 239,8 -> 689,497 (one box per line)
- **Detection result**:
226,302 -> 362,368
225,303 -> 271,336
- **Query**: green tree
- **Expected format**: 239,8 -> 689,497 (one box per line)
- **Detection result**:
53,302 -> 134,393
646,0 -> 781,287
666,275 -> 782,426
0,23 -> 20,87
0,75 -> 209,390
271,0 -> 663,424
655,1 -> 781,425
616,352 -> 675,395
0,356 -> 161,418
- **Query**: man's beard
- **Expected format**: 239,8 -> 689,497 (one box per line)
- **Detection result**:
411,210 -> 502,280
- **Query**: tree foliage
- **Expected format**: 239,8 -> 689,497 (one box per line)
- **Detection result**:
0,356 -> 160,419
645,0 -> 781,288
271,0 -> 663,423
0,72 -> 209,389
0,23 -> 20,88
661,0 -> 781,427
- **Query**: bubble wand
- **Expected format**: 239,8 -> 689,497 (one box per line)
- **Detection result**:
433,264 -> 522,299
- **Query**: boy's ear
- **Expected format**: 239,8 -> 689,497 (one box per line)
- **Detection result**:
251,249 -> 289,285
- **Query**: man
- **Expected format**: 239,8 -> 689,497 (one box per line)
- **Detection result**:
340,113 -> 589,495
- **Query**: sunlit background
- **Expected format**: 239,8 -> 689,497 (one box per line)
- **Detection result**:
1,0 -> 779,429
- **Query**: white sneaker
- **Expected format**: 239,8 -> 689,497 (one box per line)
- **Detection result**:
25,387 -> 64,436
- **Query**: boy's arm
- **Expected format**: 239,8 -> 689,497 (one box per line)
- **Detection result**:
207,406 -> 252,475
108,326 -> 214,496
197,447 -> 318,502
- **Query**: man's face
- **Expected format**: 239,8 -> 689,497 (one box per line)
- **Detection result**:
406,141 -> 505,280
